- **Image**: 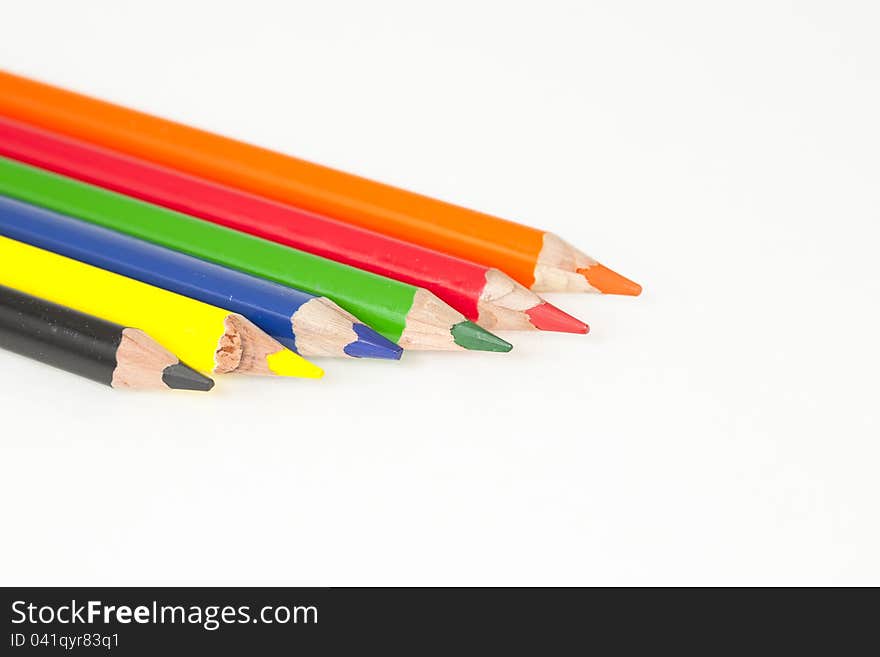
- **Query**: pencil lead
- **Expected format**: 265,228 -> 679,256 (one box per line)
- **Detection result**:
525,303 -> 590,334
265,348 -> 324,378
161,362 -> 215,391
450,321 -> 513,353
578,263 -> 642,296
343,323 -> 404,360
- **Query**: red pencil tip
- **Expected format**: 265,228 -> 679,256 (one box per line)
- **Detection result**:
525,302 -> 589,334
578,264 -> 642,296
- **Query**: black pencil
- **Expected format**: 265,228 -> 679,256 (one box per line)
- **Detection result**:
0,284 -> 214,391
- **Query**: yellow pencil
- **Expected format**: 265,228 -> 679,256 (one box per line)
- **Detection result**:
0,236 -> 323,379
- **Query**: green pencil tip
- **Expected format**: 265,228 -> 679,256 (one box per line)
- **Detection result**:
450,321 -> 513,353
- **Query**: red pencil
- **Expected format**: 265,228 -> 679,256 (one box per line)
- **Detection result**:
0,116 -> 587,333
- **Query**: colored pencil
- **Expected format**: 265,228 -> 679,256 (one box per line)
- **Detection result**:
0,157 -> 511,353
0,285 -> 214,391
0,117 -> 587,334
0,195 -> 401,361
0,70 -> 641,295
0,235 -> 323,379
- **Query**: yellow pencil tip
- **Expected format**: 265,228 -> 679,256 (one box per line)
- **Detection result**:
266,349 -> 324,379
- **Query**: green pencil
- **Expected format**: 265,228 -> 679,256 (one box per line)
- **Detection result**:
0,157 -> 511,352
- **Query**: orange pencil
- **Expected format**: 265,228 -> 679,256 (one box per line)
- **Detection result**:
0,70 -> 641,295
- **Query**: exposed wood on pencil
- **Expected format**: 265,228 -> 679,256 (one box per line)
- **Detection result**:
534,233 -> 642,296
291,297 -> 400,359
400,289 -> 512,352
477,269 -> 589,333
219,313 -> 309,376
112,328 -> 214,391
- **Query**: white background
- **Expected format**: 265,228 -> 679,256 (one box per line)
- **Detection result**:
1,1 -> 878,586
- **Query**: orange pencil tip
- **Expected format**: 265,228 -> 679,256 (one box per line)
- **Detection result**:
579,264 -> 642,296
525,302 -> 590,334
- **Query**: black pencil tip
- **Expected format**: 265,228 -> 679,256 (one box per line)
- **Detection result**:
162,362 -> 215,391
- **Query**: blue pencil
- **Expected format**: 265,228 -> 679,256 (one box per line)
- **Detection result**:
0,194 -> 402,360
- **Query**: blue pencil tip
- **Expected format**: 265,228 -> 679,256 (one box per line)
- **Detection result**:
344,323 -> 404,360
